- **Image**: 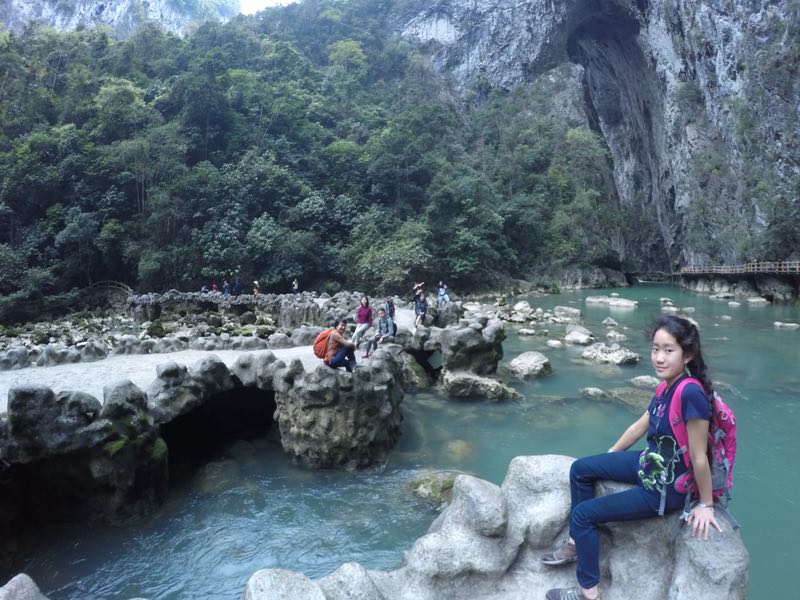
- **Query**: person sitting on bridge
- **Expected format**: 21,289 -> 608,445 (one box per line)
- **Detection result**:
324,319 -> 358,373
363,308 -> 394,359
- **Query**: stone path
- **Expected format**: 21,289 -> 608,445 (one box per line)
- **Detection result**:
0,309 -> 417,414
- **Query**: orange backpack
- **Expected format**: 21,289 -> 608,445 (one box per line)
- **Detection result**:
313,329 -> 334,358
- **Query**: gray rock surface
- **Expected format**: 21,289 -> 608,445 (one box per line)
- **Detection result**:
440,371 -> 522,401
581,342 -> 640,366
506,351 -> 552,379
0,347 -> 29,371
0,573 -> 48,600
2,0 -> 237,37
564,324 -> 595,345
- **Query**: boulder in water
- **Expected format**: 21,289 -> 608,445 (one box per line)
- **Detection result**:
507,351 -> 552,379
581,342 -> 639,365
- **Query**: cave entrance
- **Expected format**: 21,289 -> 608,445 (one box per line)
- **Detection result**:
565,1 -> 672,271
159,387 -> 278,482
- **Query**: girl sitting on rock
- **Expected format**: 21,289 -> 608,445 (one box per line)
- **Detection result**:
352,295 -> 373,349
542,315 -> 722,600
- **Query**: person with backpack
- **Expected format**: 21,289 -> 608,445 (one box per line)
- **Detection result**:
314,319 -> 357,373
363,307 -> 394,358
542,315 -> 726,600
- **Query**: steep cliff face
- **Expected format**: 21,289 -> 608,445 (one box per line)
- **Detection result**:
401,0 -> 800,270
0,0 -> 238,37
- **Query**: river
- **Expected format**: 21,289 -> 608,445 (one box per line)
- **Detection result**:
1,284 -> 796,599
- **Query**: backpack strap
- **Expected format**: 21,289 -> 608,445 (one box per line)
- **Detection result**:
667,376 -> 703,471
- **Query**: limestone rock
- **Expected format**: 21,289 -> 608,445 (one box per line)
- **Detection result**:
408,470 -> 459,505
0,573 -> 49,600
546,339 -> 563,349
318,563 -> 385,600
553,306 -> 581,321
0,347 -> 29,371
605,329 -> 628,342
146,356 -> 239,424
290,325 -> 324,346
581,342 -> 639,365
506,351 -> 552,379
774,321 -> 800,330
602,317 -> 618,327
35,343 -> 80,367
243,569 -> 325,600
255,454 -> 749,599
440,371 -> 522,401
274,352 -> 404,469
585,296 -> 638,308
581,387 -> 607,399
630,375 -> 661,389
564,324 -> 595,345
79,339 -> 108,362
268,332 -> 293,348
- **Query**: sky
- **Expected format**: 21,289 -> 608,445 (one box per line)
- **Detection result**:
239,0 -> 297,15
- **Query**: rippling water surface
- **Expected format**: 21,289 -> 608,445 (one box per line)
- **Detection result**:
3,285 -> 797,599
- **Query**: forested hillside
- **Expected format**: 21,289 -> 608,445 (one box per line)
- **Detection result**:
0,0 -> 624,322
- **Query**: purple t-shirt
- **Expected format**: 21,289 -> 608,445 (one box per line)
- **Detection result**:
638,376 -> 711,494
356,306 -> 373,325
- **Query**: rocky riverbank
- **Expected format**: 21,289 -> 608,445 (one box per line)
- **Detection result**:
680,274 -> 799,303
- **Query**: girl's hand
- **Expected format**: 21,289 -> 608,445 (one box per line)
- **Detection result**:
687,504 -> 723,540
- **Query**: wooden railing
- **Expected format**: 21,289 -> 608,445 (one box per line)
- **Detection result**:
678,261 -> 800,275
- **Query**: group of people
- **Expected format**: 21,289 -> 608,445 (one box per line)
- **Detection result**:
200,278 -> 244,297
200,277 -> 301,298
321,295 -> 397,372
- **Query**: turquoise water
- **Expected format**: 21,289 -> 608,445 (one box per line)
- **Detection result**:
4,285 -> 797,598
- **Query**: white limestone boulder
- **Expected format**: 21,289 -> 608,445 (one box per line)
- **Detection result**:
507,351 -> 552,379
581,342 -> 640,365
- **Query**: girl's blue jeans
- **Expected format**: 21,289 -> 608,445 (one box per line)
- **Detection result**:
569,451 -> 684,589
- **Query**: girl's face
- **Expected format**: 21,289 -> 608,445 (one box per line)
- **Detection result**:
361,297 -> 368,306
651,328 -> 691,386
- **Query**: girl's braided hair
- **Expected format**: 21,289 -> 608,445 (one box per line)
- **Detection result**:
652,314 -> 715,411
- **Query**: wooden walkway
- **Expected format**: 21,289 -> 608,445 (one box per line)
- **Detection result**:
677,261 -> 800,275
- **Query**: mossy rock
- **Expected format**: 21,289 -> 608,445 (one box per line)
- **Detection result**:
239,311 -> 257,325
407,470 -> 459,505
104,436 -> 129,457
207,315 -> 223,327
151,437 -> 168,462
147,320 -> 167,338
256,326 -> 276,338
31,331 -> 50,345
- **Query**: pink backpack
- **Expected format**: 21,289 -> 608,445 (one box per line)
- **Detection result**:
662,377 -> 737,505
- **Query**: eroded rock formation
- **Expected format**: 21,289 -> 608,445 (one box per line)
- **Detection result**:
242,455 -> 749,599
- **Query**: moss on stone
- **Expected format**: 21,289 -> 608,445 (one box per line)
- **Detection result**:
150,437 -> 168,462
147,320 -> 167,338
104,436 -> 128,456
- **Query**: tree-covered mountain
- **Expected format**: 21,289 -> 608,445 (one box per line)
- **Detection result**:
0,0 -> 628,321
0,0 -> 797,323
